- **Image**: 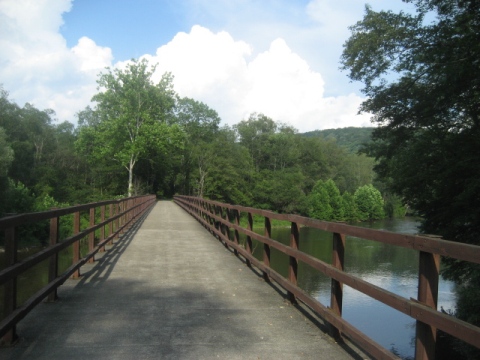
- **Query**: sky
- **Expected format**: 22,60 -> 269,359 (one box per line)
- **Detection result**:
0,0 -> 417,132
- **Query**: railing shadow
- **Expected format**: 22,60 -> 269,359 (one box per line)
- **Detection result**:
74,206 -> 153,287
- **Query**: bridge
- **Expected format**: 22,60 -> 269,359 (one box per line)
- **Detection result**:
1,196 -> 479,359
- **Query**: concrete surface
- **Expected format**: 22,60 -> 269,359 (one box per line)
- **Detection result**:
2,201 -> 365,359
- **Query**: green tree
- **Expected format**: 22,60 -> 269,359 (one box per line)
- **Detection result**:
324,179 -> 344,221
252,169 -> 306,213
341,3 -> 480,352
77,59 -> 183,196
297,137 -> 331,192
174,97 -> 220,195
354,184 -> 384,221
342,191 -> 358,222
234,113 -> 296,172
0,127 -> 13,177
201,127 -> 253,205
307,180 -> 333,220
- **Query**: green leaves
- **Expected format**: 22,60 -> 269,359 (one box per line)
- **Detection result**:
342,2 -> 480,340
354,184 -> 385,221
0,127 -> 14,176
77,59 -> 180,196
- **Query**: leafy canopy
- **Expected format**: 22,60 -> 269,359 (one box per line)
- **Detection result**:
76,59 -> 184,196
341,0 -> 480,247
341,1 -> 480,349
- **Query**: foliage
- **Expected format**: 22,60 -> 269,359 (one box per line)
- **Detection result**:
342,191 -> 358,221
234,113 -> 297,172
324,179 -> 344,221
307,180 -> 333,220
302,127 -> 374,153
0,179 -> 35,217
0,127 -> 13,176
453,270 -> 480,359
173,97 -> 220,195
200,127 -> 254,206
341,0 -> 480,257
238,213 -> 291,229
77,59 -> 183,197
252,169 -> 306,213
341,1 -> 480,355
341,0 -> 480,248
354,184 -> 385,221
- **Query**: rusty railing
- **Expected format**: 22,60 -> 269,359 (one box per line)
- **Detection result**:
0,195 -> 156,344
174,195 -> 480,360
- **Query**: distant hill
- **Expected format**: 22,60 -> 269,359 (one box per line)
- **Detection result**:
302,127 -> 374,153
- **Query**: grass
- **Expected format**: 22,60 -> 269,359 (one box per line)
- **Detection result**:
238,213 -> 291,229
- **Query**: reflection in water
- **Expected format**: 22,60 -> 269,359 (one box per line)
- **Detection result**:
249,217 -> 456,360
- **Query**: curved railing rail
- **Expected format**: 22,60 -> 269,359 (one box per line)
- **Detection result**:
174,195 -> 480,360
0,195 -> 156,344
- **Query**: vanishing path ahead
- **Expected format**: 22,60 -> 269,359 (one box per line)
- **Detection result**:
3,201 -> 359,360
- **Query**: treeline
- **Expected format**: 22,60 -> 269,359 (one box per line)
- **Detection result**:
303,127 -> 374,153
0,61 -> 403,224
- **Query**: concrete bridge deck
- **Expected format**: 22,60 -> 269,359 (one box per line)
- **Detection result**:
3,201 -> 361,360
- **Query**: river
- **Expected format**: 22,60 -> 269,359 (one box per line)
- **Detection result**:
248,217 -> 456,360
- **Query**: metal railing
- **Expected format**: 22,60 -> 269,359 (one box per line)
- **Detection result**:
174,195 -> 480,360
0,195 -> 156,344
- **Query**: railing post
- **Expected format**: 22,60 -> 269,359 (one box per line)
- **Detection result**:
100,205 -> 105,252
72,210 -> 81,279
88,207 -> 95,263
119,201 -> 124,234
233,209 -> 240,256
288,222 -> 299,304
209,203 -> 215,229
127,199 -> 131,226
108,203 -> 114,245
246,212 -> 253,267
263,217 -> 271,282
47,210 -> 59,302
214,205 -> 220,234
330,232 -> 345,340
221,208 -> 229,248
1,227 -> 18,345
115,202 -> 120,240
415,250 -> 440,360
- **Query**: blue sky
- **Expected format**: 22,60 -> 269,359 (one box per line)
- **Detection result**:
1,0 -> 417,132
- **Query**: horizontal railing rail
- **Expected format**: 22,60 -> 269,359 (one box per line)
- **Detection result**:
0,195 -> 156,344
174,195 -> 480,360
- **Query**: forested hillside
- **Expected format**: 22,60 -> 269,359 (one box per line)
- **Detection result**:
0,60 -> 401,230
302,127 -> 374,153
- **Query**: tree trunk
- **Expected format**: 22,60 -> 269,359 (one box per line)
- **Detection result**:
128,157 -> 135,197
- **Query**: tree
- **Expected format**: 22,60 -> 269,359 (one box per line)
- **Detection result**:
307,180 -> 334,220
0,127 -> 13,177
252,169 -> 306,213
77,59 -> 183,196
324,179 -> 344,221
174,97 -> 220,195
354,184 -> 385,221
342,191 -> 358,222
341,0 -> 480,243
342,2 -> 480,355
200,126 -> 254,205
234,113 -> 296,172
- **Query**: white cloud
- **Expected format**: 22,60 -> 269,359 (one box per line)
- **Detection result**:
0,0 -> 112,121
0,1 -> 371,131
147,25 -> 371,132
72,37 -> 113,74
